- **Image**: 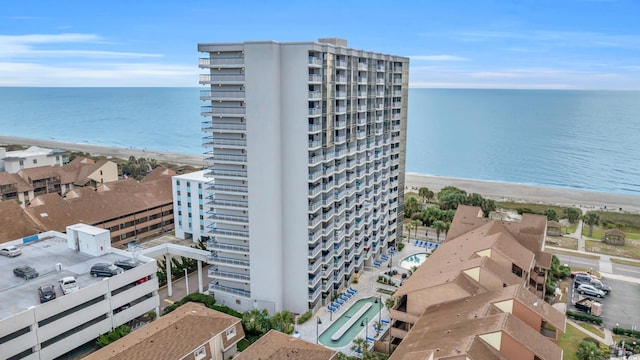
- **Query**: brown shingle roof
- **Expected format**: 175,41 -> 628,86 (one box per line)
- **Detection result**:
605,228 -> 625,236
0,172 -> 33,192
547,221 -> 562,228
24,174 -> 172,232
235,330 -> 338,360
84,302 -> 244,360
390,286 -> 563,360
0,200 -> 42,243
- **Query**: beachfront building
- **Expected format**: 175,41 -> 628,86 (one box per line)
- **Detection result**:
198,38 -> 409,313
172,170 -> 209,242
0,146 -> 66,173
0,224 -> 159,360
389,205 -> 563,359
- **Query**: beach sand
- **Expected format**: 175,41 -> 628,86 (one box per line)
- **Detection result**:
405,173 -> 640,214
2,136 -> 638,213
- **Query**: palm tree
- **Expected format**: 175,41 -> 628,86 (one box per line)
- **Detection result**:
404,197 -> 421,218
582,212 -> 600,237
352,337 -> 369,356
270,310 -> 295,334
374,321 -> 383,337
405,222 -> 415,243
411,219 -> 421,239
418,187 -> 434,204
433,220 -> 447,242
385,297 -> 395,311
576,340 -> 605,360
242,309 -> 270,335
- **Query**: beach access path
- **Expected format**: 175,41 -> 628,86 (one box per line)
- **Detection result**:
2,136 -> 638,213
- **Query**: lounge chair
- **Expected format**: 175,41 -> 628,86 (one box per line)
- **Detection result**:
349,287 -> 358,293
381,319 -> 389,324
347,288 -> 356,295
343,291 -> 352,298
340,295 -> 349,302
335,299 -> 344,305
381,255 -> 389,261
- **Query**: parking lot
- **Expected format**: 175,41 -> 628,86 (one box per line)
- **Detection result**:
567,276 -> 640,329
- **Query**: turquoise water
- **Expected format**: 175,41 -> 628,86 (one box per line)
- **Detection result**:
1,88 -> 639,195
399,252 -> 428,270
319,297 -> 383,348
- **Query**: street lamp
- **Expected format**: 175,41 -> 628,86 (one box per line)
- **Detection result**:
361,316 -> 368,344
184,268 -> 189,295
316,317 -> 322,344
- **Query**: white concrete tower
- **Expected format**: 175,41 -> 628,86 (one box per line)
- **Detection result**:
198,38 -> 409,314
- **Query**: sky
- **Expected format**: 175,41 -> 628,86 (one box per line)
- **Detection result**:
1,0 -> 639,89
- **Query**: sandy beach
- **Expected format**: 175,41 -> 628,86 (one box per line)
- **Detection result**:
406,172 -> 640,214
2,136 -> 638,213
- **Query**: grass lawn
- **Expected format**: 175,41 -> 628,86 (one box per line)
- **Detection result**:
585,239 -> 640,260
546,236 -> 578,250
610,258 -> 640,267
579,323 -> 605,338
558,324 -> 584,360
547,248 -> 600,260
237,339 -> 251,352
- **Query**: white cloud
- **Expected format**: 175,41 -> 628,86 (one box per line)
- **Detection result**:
409,55 -> 468,61
0,62 -> 199,87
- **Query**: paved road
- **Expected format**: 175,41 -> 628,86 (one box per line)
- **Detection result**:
157,266 -> 209,313
555,254 -> 640,281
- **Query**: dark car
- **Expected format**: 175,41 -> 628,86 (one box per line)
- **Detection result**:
90,263 -> 124,277
38,284 -> 57,303
13,265 -> 39,280
573,273 -> 593,288
114,259 -> 142,270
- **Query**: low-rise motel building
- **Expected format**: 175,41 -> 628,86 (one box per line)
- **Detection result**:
389,205 -> 566,360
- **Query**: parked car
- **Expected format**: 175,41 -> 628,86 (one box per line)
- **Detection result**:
577,284 -> 605,298
13,265 -> 39,279
571,270 -> 599,279
38,284 -> 57,303
589,278 -> 611,295
0,245 -> 22,257
573,273 -> 593,288
114,259 -> 142,270
58,276 -> 80,295
90,263 -> 124,277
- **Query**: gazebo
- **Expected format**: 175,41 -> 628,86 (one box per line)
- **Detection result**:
603,228 -> 626,245
546,221 -> 563,237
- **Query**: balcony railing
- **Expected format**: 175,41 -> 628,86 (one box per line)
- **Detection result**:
309,90 -> 322,99
336,60 -> 348,68
204,122 -> 247,131
207,240 -> 249,252
200,90 -> 246,99
200,74 -> 245,83
199,57 -> 244,66
209,283 -> 250,297
210,214 -> 249,223
204,138 -> 247,147
211,198 -> 248,208
336,75 -> 347,83
309,108 -> 322,116
208,153 -> 247,162
308,74 -> 322,82
357,63 -> 368,71
209,169 -> 247,178
308,57 -> 322,66
208,255 -> 250,266
211,184 -> 247,193
201,106 -> 245,115
208,268 -> 250,281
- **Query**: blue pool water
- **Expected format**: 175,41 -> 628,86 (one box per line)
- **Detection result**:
400,252 -> 428,270
319,297 -> 383,348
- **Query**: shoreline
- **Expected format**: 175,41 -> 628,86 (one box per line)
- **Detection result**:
405,172 -> 640,214
2,136 -> 639,213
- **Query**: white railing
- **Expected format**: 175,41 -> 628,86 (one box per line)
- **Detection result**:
200,74 -> 245,82
199,57 -> 244,66
308,74 -> 322,82
201,90 -> 245,99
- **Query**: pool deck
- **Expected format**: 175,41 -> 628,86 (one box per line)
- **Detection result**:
294,241 -> 428,356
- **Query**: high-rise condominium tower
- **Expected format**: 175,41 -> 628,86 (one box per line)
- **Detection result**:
198,38 -> 408,314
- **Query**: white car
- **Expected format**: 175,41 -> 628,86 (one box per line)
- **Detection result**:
577,284 -> 605,298
59,276 -> 80,295
0,245 -> 22,257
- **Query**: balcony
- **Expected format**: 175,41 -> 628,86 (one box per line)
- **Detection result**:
357,104 -> 367,112
208,268 -> 250,281
308,90 -> 322,100
308,57 -> 322,66
357,77 -> 368,84
309,108 -> 322,116
211,198 -> 248,208
206,238 -> 249,251
199,74 -> 245,83
199,57 -> 244,66
335,75 -> 347,84
335,106 -> 347,114
336,60 -> 347,68
209,282 -> 250,298
335,90 -> 346,99
204,122 -> 247,132
200,90 -> 245,100
211,184 -> 247,194
208,255 -> 250,267
209,169 -> 247,178
309,139 -> 322,149
203,137 -> 247,147
210,227 -> 249,239
308,74 -> 322,83
376,78 -> 385,85
357,63 -> 368,71
206,153 -> 247,163
210,214 -> 249,224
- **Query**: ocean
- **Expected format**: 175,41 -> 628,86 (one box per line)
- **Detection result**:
1,87 -> 639,195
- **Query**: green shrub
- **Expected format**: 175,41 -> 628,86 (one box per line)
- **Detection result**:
298,311 -> 312,324
397,243 -> 405,251
146,311 -> 157,321
96,325 -> 131,348
566,311 -> 603,325
613,327 -> 640,339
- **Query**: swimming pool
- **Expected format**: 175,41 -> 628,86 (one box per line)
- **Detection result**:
318,297 -> 383,348
399,252 -> 428,270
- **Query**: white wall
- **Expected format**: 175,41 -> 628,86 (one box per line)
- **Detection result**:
245,42 -> 284,313
172,171 -> 208,242
279,44 -> 315,314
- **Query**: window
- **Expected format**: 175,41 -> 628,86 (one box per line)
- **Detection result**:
177,190 -> 181,196
200,225 -> 205,230
33,159 -> 37,164
194,346 -> 206,360
19,160 -> 24,166
178,211 -> 182,216
198,183 -> 202,189
188,213 -> 192,218
100,170 -> 103,175
226,326 -> 237,338
56,155 -> 60,161
187,203 -> 192,208
187,182 -> 191,188
187,192 -> 191,197
200,215 -> 204,220
199,205 -> 203,210
177,200 -> 181,206
199,194 -> 203,199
